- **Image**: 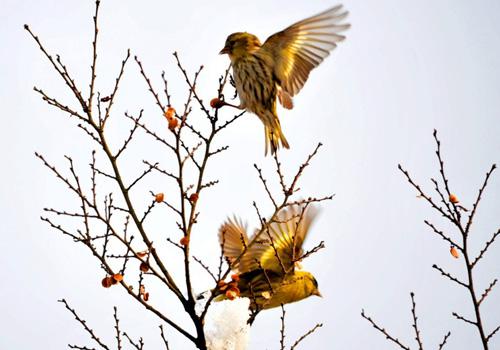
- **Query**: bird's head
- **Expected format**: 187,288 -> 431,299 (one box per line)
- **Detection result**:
298,271 -> 322,298
220,32 -> 261,59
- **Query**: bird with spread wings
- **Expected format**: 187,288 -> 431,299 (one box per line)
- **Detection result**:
215,205 -> 322,310
219,5 -> 350,154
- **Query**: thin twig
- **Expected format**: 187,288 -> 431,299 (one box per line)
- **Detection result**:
424,220 -> 461,250
159,325 -> 170,350
478,279 -> 498,306
290,323 -> 323,350
410,292 -> 423,350
113,307 -> 122,350
123,332 -> 144,350
59,299 -> 110,350
452,312 -> 477,326
464,164 -> 497,235
193,255 -> 218,283
472,228 -> 500,269
254,164 -> 278,209
486,325 -> 500,343
398,164 -> 454,222
432,264 -> 468,288
280,305 -> 286,350
438,331 -> 451,350
361,309 -> 411,350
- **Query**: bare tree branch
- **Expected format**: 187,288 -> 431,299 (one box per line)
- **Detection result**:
59,299 -> 110,350
290,323 -> 323,350
410,293 -> 424,350
472,228 -> 500,269
438,331 -> 451,350
432,264 -> 468,288
478,279 -> 498,306
361,309 -> 411,350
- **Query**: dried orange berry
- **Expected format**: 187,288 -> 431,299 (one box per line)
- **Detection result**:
231,273 -> 240,282
136,250 -> 148,258
101,276 -> 113,288
217,280 -> 228,291
112,273 -> 123,282
155,193 -> 164,203
450,246 -> 460,259
168,117 -> 179,130
225,289 -> 239,300
139,284 -> 145,295
189,193 -> 199,203
164,107 -> 176,120
227,286 -> 240,298
180,236 -> 190,246
449,194 -> 459,204
143,292 -> 150,301
210,97 -> 225,109
140,262 -> 150,273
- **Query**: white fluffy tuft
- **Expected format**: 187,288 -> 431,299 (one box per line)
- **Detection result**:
203,297 -> 251,350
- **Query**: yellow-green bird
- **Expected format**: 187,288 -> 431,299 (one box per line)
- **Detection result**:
216,205 -> 321,310
219,5 -> 350,155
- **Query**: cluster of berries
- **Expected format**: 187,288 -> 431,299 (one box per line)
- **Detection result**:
217,274 -> 241,300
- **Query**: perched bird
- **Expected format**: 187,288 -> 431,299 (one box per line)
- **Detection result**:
219,5 -> 350,155
215,205 -> 322,310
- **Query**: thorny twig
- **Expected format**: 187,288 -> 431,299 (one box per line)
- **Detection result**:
290,323 -> 323,350
280,305 -> 286,350
410,293 -> 423,350
361,293 -> 441,350
279,304 -> 323,350
59,299 -> 110,350
438,332 -> 451,350
159,325 -> 170,350
362,318 -> 403,350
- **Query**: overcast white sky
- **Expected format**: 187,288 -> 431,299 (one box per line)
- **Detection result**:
1,0 -> 499,349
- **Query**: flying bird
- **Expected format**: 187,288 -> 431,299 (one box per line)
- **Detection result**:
215,205 -> 322,310
219,5 -> 350,155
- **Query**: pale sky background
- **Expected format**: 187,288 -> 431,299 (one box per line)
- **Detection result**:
1,0 -> 499,349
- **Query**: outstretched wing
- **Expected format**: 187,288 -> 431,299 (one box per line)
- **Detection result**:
218,217 -> 249,271
242,205 -> 319,275
260,5 -> 350,97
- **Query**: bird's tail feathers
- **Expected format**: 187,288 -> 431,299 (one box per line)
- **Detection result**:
263,111 -> 289,155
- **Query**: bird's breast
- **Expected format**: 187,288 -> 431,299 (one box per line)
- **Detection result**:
232,55 -> 277,112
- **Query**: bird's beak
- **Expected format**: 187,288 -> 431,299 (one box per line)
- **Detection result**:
219,46 -> 230,55
313,290 -> 323,298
